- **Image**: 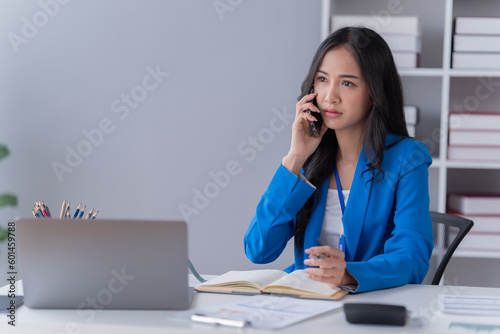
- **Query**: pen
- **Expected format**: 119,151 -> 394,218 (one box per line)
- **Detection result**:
191,314 -> 249,328
313,253 -> 327,260
60,200 -> 66,219
338,233 -> 346,253
338,226 -> 346,253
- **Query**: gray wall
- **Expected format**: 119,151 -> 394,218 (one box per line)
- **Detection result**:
0,0 -> 322,275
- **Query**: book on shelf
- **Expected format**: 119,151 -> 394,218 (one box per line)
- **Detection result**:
448,193 -> 500,216
448,210 -> 500,233
393,52 -> 420,68
452,52 -> 500,69
448,145 -> 500,162
404,105 -> 418,137
453,35 -> 500,53
449,130 -> 500,146
407,125 -> 416,137
382,34 -> 421,53
330,15 -> 421,68
454,16 -> 500,35
454,232 -> 500,252
331,15 -> 421,35
404,106 -> 418,125
449,112 -> 500,131
195,269 -> 348,300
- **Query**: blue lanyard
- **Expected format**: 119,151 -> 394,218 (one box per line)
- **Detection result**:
334,163 -> 345,215
334,162 -> 346,253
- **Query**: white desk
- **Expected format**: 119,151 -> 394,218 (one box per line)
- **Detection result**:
2,277 -> 500,333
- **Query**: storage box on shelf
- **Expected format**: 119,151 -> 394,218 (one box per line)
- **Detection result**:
452,17 -> 500,69
447,193 -> 500,252
404,105 -> 419,137
448,112 -> 500,162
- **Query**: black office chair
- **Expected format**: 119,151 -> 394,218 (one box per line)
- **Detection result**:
428,211 -> 474,285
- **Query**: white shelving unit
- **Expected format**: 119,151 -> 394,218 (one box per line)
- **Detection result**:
322,0 -> 500,286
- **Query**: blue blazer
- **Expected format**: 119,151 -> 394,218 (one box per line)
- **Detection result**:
244,134 -> 434,293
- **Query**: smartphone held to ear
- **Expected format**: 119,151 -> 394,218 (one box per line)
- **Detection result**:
305,89 -> 323,137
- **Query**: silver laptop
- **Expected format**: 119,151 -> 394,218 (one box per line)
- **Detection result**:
16,219 -> 192,310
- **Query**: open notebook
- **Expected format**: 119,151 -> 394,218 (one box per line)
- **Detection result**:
195,269 -> 348,300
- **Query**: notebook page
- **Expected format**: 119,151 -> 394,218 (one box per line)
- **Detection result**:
199,270 -> 288,289
266,270 -> 339,295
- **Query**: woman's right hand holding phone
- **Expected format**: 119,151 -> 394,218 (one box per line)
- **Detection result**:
282,92 -> 327,175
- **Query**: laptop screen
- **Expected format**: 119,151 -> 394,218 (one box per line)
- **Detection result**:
17,219 -> 191,310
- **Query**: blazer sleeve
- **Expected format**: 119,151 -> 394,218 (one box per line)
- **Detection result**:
346,141 -> 434,293
244,164 -> 316,264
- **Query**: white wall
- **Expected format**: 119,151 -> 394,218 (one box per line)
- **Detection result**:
0,0 -> 322,275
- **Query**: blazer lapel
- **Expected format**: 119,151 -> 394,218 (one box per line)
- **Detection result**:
342,149 -> 373,262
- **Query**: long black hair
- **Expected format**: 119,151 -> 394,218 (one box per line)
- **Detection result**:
294,27 -> 409,251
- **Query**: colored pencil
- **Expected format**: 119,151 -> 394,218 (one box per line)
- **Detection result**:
85,208 -> 94,220
39,202 -> 49,218
65,203 -> 71,219
36,204 -> 45,218
35,200 -> 98,220
32,209 -> 41,219
78,206 -> 86,219
73,203 -> 81,219
60,200 -> 66,219
43,201 -> 51,217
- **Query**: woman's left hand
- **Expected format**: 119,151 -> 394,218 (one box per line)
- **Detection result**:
304,246 -> 356,288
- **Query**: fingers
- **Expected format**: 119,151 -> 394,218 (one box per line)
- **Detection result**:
304,245 -> 346,287
303,252 -> 343,267
292,108 -> 320,136
300,110 -> 320,124
296,93 -> 320,116
305,245 -> 340,258
286,93 -> 325,162
298,92 -> 317,105
304,267 -> 344,287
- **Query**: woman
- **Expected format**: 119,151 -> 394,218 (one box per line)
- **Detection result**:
244,27 -> 433,293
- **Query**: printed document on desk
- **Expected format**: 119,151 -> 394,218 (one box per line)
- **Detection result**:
174,294 -> 342,330
438,295 -> 500,316
427,315 -> 500,334
424,295 -> 500,333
